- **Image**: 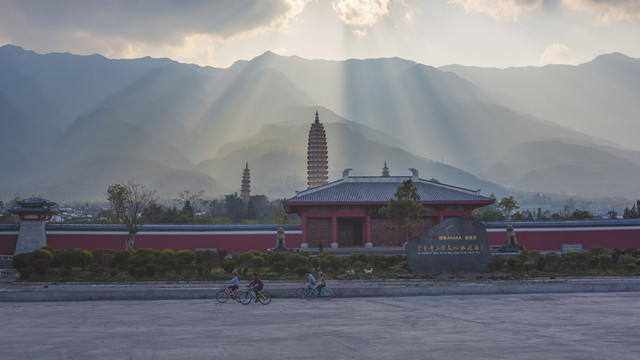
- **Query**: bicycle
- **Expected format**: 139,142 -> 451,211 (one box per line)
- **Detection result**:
240,287 -> 272,305
297,284 -> 333,300
295,285 -> 308,299
307,286 -> 334,300
216,285 -> 244,303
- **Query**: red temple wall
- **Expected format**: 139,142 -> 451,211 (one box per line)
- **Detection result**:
0,233 -> 18,255
486,226 -> 640,251
2,224 -> 640,255
0,231 -> 303,255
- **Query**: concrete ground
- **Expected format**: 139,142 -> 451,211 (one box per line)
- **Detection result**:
1,293 -> 639,360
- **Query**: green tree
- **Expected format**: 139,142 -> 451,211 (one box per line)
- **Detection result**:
106,181 -> 156,251
473,208 -> 504,221
175,190 -> 209,219
224,193 -> 245,223
270,201 -> 292,223
570,209 -> 593,220
141,201 -> 167,223
180,200 -> 195,222
380,179 -> 424,243
246,195 -> 272,221
497,196 -> 519,220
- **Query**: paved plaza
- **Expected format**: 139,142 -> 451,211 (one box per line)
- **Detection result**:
1,292 -> 639,359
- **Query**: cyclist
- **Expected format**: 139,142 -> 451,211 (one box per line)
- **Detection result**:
303,271 -> 316,293
316,271 -> 327,296
227,272 -> 240,294
248,272 -> 263,298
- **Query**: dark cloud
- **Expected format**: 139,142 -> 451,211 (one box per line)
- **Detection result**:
0,0 -> 298,45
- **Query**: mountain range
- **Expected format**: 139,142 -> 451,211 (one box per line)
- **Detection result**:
1,44 -> 639,208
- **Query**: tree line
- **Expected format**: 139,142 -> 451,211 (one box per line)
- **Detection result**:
102,181 -> 296,250
473,194 -> 599,221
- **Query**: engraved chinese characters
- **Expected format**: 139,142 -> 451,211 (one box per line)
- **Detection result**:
406,216 -> 492,272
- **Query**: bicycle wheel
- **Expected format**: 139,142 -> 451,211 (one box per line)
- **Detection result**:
216,290 -> 229,303
295,287 -> 306,299
321,289 -> 334,300
239,291 -> 252,305
258,291 -> 272,305
305,288 -> 315,300
233,290 -> 245,302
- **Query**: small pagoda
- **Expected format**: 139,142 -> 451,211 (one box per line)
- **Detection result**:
9,197 -> 58,255
241,162 -> 251,202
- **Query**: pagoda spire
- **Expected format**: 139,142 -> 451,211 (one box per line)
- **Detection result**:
240,162 -> 251,202
382,161 -> 390,177
307,111 -> 328,189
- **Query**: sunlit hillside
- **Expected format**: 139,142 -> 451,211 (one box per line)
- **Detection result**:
1,45 -> 639,206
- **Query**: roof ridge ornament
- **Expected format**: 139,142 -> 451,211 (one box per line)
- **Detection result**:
343,168 -> 353,179
408,168 -> 419,180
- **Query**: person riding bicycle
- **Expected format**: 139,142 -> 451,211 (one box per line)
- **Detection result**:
304,271 -> 316,292
316,271 -> 327,296
227,272 -> 240,293
248,272 -> 263,298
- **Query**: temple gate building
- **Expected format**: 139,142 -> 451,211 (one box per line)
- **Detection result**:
283,168 -> 494,248
9,197 -> 58,255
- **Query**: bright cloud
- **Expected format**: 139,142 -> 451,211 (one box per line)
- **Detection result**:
405,12 -> 414,24
562,0 -> 640,23
539,43 -> 580,65
448,0 -> 543,22
332,0 -> 392,36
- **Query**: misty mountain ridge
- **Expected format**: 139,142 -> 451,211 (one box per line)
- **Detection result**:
1,44 -> 639,209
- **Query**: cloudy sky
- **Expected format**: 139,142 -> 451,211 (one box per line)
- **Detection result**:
1,0 -> 639,68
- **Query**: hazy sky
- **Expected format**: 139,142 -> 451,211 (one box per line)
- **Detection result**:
1,0 -> 639,68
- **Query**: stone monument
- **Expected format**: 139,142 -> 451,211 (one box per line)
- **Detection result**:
9,197 -> 58,255
499,225 -> 524,252
272,227 -> 288,253
406,216 -> 491,272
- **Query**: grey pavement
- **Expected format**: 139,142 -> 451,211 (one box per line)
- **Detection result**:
1,293 -> 639,359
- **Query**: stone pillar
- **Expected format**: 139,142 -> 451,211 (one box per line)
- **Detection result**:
300,210 -> 309,248
14,221 -> 47,255
331,210 -> 338,248
364,215 -> 373,248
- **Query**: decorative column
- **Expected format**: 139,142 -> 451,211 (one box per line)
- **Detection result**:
300,210 -> 309,248
331,209 -> 338,248
9,197 -> 58,255
364,215 -> 373,247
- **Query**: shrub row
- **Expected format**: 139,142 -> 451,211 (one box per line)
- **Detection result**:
12,248 -> 407,281
489,247 -> 640,273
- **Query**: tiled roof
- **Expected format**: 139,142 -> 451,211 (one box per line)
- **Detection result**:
284,176 -> 494,204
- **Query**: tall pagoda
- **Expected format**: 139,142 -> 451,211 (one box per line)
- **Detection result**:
240,162 -> 251,202
307,111 -> 328,189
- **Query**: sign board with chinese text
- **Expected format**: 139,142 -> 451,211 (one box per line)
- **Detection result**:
406,216 -> 491,272
561,244 -> 583,253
